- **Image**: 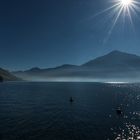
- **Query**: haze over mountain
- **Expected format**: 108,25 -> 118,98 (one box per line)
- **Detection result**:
13,50 -> 140,82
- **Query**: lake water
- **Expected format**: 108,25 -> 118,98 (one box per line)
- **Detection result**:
0,82 -> 139,140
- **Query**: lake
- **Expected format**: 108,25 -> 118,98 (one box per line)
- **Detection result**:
0,82 -> 139,140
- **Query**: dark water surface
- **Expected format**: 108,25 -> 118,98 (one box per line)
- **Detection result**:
0,82 -> 139,140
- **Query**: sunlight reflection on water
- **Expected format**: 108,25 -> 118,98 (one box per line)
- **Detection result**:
115,123 -> 140,140
0,82 -> 139,140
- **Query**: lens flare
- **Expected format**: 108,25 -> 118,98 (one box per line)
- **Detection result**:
91,0 -> 140,44
120,0 -> 133,6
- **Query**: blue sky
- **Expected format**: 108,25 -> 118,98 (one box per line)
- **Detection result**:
0,0 -> 140,70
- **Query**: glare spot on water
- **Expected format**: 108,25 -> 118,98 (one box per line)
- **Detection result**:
114,123 -> 140,140
137,95 -> 140,100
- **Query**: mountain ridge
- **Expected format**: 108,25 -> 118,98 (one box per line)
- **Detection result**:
13,50 -> 140,81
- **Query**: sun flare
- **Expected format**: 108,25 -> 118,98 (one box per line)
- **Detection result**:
120,0 -> 133,6
93,0 -> 140,44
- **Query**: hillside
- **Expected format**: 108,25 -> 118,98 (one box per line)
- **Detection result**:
0,68 -> 20,81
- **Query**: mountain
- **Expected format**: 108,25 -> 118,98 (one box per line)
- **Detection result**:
82,50 -> 140,71
0,68 -> 20,81
13,50 -> 140,82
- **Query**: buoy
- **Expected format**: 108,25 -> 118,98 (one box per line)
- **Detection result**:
116,107 -> 122,115
70,97 -> 74,103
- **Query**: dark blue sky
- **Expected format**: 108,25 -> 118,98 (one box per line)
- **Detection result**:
0,0 -> 140,70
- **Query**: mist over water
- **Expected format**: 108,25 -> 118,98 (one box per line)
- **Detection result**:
17,76 -> 140,83
0,82 -> 139,140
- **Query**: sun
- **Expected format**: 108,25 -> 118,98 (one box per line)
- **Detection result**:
91,0 -> 140,44
120,0 -> 133,6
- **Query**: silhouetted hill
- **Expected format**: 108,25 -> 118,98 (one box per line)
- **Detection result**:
0,68 -> 20,81
82,50 -> 140,70
13,50 -> 140,81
